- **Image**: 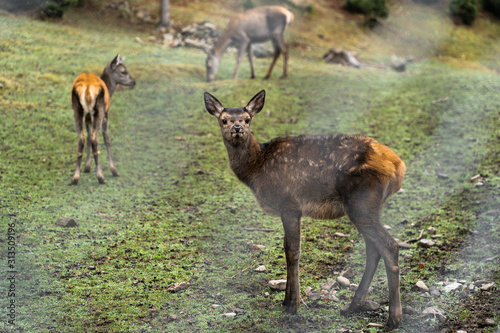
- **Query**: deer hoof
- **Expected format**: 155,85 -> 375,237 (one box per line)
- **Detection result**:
70,178 -> 79,185
84,166 -> 91,173
386,316 -> 400,330
111,170 -> 120,177
98,177 -> 106,185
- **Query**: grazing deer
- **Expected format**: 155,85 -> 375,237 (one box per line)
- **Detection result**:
70,54 -> 135,185
204,90 -> 405,329
204,6 -> 293,82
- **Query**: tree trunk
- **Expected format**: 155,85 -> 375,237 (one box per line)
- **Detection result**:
159,0 -> 170,29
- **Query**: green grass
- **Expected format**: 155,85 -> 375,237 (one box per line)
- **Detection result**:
1,1 -> 499,332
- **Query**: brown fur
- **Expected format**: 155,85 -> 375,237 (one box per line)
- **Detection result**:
205,90 -> 405,329
70,55 -> 135,185
205,6 -> 293,82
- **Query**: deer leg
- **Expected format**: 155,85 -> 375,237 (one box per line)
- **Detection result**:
90,113 -> 105,184
345,188 -> 402,329
263,42 -> 280,80
84,122 -> 92,173
232,43 -> 248,80
341,238 -> 380,314
102,116 -> 119,177
71,113 -> 85,185
281,209 -> 302,314
246,44 -> 255,79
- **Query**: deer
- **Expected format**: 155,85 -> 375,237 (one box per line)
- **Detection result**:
204,90 -> 405,329
70,54 -> 135,185
203,6 -> 293,82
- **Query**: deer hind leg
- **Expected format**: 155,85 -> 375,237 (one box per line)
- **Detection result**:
263,41 -> 281,80
90,108 -> 105,184
84,122 -> 92,173
281,209 -> 302,314
102,115 -> 119,177
71,111 -> 85,185
345,188 -> 402,329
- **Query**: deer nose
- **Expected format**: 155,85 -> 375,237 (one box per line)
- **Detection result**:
233,125 -> 243,133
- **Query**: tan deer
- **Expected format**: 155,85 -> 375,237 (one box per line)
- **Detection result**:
204,6 -> 293,82
204,90 -> 405,329
70,54 -> 135,185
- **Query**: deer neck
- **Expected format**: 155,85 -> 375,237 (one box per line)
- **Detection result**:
224,134 -> 262,187
213,30 -> 233,59
100,69 -> 116,97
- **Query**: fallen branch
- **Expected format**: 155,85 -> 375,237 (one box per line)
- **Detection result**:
239,227 -> 274,232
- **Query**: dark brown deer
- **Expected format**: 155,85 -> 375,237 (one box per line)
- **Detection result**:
70,54 -> 135,185
204,6 -> 293,82
204,90 -> 405,329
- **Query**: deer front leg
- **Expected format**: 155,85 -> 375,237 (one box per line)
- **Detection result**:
102,116 -> 119,177
281,210 -> 302,314
232,41 -> 249,80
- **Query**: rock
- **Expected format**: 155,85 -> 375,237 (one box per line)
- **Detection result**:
418,239 -> 436,248
443,282 -> 463,293
362,300 -> 380,311
403,306 -> 419,315
398,241 -> 411,249
307,290 -> 322,301
167,281 -> 191,292
322,291 -> 340,302
436,171 -> 449,179
323,48 -> 360,68
337,276 -> 350,288
320,278 -> 336,291
268,279 -> 287,291
480,282 -> 494,291
484,318 -> 496,326
429,286 -> 441,297
340,267 -> 355,278
422,306 -> 446,321
252,43 -> 274,58
390,55 -> 406,72
416,280 -> 429,291
55,217 -> 78,227
428,226 -> 436,234
254,265 -> 266,272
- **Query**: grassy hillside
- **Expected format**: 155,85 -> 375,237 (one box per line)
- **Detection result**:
0,1 -> 499,332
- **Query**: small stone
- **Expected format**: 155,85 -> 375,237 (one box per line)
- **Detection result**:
340,267 -> 355,278
334,232 -> 349,237
56,217 -> 78,227
322,291 -> 340,302
246,242 -> 265,251
416,280 -> 429,291
320,278 -> 336,291
307,290 -> 322,301
484,318 -> 496,326
456,331 -> 467,333
367,323 -> 384,328
221,312 -> 236,317
210,304 -> 220,309
443,282 -> 463,293
470,174 -> 481,182
349,283 -> 358,291
480,282 -> 494,291
398,241 -> 411,249
268,279 -> 287,291
362,300 -> 380,311
418,239 -> 436,248
337,276 -> 350,288
422,306 -> 446,321
436,172 -> 449,179
428,226 -> 436,234
429,286 -> 441,297
167,281 -> 191,292
254,265 -> 266,272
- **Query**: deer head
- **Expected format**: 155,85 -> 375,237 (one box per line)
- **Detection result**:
204,90 -> 266,146
107,54 -> 136,88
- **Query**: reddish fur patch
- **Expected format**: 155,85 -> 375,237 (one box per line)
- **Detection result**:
72,73 -> 110,113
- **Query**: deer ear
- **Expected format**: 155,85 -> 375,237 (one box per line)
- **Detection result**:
110,54 -> 120,69
245,90 -> 265,116
204,92 -> 225,118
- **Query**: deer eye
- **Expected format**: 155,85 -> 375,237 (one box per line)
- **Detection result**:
245,119 -> 250,124
222,119 -> 227,125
